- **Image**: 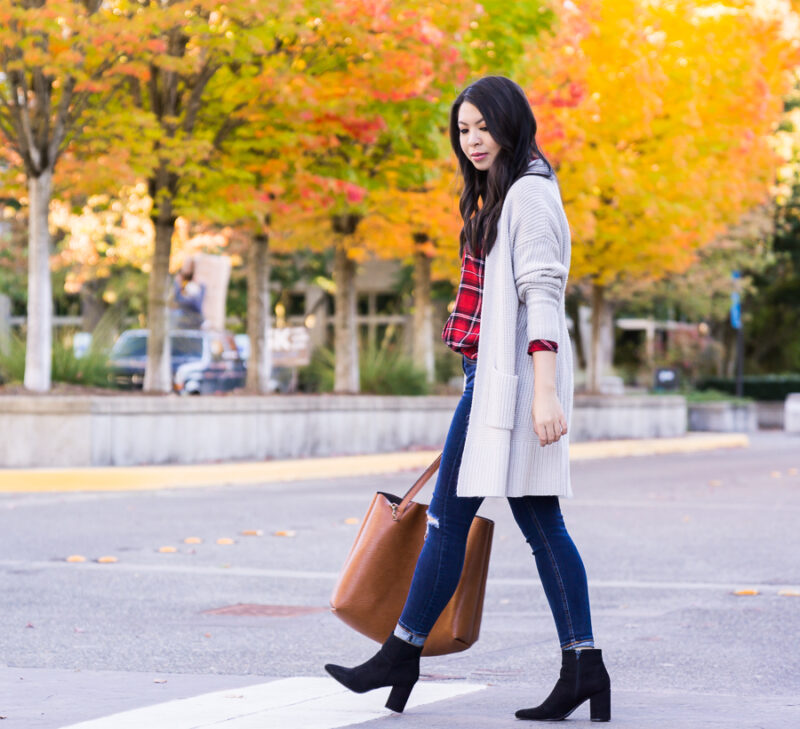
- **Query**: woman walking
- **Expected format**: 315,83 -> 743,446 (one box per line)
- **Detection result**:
324,75 -> 610,722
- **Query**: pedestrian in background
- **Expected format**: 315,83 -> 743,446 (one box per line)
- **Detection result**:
171,257 -> 205,329
325,75 -> 611,722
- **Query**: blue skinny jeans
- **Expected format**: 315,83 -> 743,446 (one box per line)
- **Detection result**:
396,355 -> 594,649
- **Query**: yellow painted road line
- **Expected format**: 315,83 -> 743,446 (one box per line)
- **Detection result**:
569,433 -> 749,460
0,433 -> 749,494
0,451 -> 443,493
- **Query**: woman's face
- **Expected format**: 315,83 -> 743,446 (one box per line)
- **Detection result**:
458,101 -> 501,171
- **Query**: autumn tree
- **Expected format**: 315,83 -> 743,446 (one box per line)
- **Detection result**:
526,0 -> 800,391
277,0 -> 559,392
350,0 -> 556,384
119,0 -> 447,393
105,1 -> 265,391
0,0 -> 145,390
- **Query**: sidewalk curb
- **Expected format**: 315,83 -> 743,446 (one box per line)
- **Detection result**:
0,433 -> 749,493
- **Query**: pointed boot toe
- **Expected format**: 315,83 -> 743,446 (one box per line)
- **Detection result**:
324,663 -> 361,691
323,634 -> 423,712
516,649 -> 610,722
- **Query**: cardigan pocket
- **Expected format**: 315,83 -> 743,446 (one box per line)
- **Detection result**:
485,366 -> 519,430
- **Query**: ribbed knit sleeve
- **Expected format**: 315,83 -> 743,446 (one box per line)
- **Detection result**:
510,192 -> 568,344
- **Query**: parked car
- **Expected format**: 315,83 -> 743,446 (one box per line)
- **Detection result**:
108,329 -> 246,394
233,333 -> 293,392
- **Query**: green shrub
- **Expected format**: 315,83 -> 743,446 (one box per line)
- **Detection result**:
297,347 -> 335,393
298,344 -> 430,395
0,333 -> 114,388
434,348 -> 462,385
0,333 -> 25,384
696,374 -> 800,401
684,388 -> 753,404
360,344 -> 429,395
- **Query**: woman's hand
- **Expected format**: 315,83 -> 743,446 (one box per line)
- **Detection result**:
532,387 -> 568,447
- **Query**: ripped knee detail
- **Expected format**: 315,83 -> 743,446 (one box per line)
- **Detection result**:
424,510 -> 440,539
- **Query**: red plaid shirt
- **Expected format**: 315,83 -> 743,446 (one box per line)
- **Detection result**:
442,249 -> 558,360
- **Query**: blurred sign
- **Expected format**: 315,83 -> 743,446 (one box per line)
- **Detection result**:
654,367 -> 679,391
730,271 -> 742,330
269,327 -> 311,367
730,293 -> 741,330
193,254 -> 232,331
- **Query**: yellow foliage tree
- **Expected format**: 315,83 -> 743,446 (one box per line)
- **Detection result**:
526,0 -> 800,390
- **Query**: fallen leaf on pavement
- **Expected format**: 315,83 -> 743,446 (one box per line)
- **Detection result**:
273,530 -> 296,537
25,623 -> 34,629
344,517 -> 359,525
66,555 -> 86,563
184,537 -> 202,544
708,479 -> 722,487
770,471 -> 782,478
158,546 -> 177,553
96,556 -> 118,564
240,530 -> 262,536
153,679 -> 167,684
733,588 -> 759,596
216,538 -> 235,545
778,589 -> 800,597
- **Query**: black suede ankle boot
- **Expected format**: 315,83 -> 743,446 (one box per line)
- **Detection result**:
324,634 -> 423,713
515,648 -> 611,722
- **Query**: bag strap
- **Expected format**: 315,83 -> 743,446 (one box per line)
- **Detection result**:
392,454 -> 442,521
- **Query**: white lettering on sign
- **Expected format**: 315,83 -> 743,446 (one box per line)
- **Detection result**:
268,327 -> 312,366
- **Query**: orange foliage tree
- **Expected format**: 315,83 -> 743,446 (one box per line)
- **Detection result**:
269,0 -> 473,392
277,0 -> 556,391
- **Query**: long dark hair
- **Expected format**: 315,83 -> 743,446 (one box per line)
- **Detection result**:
450,76 -> 553,257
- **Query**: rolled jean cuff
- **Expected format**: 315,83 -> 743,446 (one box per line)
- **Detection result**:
394,623 -> 427,648
563,638 -> 595,650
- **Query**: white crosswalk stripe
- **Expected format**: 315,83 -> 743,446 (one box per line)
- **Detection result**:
58,677 -> 487,729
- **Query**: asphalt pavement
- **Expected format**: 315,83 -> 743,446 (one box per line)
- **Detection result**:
1,431 -> 799,728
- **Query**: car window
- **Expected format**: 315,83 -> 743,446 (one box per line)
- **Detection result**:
171,336 -> 204,359
110,336 -> 147,358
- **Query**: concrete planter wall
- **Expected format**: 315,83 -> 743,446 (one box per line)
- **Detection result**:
0,395 -> 459,468
755,401 -> 785,430
785,393 -> 800,434
0,393 -> 687,468
570,395 -> 686,441
688,401 -> 758,433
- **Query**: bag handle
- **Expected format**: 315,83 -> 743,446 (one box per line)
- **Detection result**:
391,454 -> 442,521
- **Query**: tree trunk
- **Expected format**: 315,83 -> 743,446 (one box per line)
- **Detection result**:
81,278 -> 107,333
144,211 -> 174,393
246,232 -> 272,392
24,170 -> 54,392
333,242 -> 359,393
0,293 -> 10,356
412,248 -> 435,384
587,282 -> 615,393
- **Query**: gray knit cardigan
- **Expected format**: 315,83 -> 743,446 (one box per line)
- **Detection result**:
456,159 -> 574,498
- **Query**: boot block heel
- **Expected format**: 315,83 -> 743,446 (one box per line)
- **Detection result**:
386,683 -> 414,713
589,687 -> 611,722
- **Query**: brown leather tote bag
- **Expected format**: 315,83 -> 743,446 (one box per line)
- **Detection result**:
329,455 -> 494,656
